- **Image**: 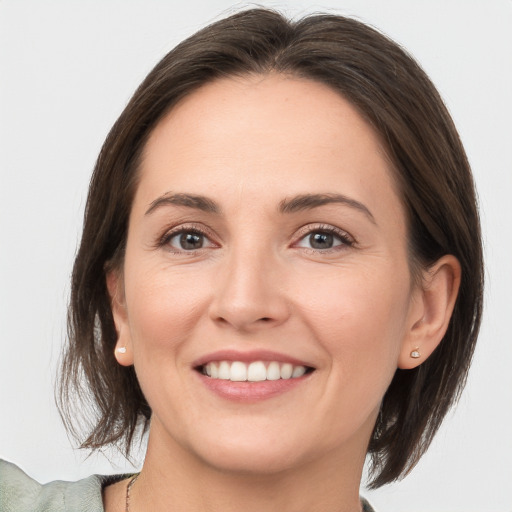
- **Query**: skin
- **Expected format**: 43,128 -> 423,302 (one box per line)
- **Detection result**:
104,75 -> 460,512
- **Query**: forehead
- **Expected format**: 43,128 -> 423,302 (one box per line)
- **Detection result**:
144,74 -> 388,163
135,74 -> 403,223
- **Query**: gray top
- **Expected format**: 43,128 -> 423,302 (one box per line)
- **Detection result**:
0,460 -> 121,512
0,459 -> 376,512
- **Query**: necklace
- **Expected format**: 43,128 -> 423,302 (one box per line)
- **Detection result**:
125,473 -> 139,512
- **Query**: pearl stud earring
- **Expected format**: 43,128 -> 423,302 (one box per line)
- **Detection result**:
116,346 -> 127,354
410,348 -> 421,359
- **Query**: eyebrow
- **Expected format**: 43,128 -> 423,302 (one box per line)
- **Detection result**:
279,193 -> 376,224
145,191 -> 375,223
145,193 -> 220,215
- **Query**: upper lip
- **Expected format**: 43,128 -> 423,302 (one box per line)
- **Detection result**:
192,349 -> 315,369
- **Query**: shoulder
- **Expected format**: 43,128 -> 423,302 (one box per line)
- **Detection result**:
0,459 -> 122,512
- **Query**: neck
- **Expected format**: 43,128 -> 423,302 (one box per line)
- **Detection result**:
129,422 -> 368,512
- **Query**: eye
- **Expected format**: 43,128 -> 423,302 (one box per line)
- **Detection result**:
161,227 -> 217,252
297,231 -> 342,250
171,231 -> 205,250
294,225 -> 353,251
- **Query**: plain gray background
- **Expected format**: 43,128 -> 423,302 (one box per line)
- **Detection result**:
1,1 -> 511,511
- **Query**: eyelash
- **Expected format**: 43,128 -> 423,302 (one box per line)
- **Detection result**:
293,224 -> 355,253
156,223 -> 355,254
157,223 -> 218,254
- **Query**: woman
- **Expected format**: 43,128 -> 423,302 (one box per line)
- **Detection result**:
0,8 -> 483,512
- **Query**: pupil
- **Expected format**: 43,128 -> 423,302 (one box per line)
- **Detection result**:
180,232 -> 203,250
310,232 -> 333,249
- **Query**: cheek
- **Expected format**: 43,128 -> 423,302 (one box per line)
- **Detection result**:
123,262 -> 211,356
297,265 -> 411,383
121,263 -> 213,424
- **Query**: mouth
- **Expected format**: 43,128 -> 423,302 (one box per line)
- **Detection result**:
196,360 -> 315,382
192,350 -> 316,401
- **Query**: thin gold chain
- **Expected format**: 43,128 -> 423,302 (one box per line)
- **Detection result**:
125,473 -> 139,512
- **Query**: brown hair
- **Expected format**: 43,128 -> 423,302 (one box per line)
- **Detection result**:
58,8 -> 483,488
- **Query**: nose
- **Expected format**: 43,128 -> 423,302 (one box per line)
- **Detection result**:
208,246 -> 290,332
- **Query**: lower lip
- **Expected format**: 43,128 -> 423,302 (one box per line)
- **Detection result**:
195,372 -> 311,402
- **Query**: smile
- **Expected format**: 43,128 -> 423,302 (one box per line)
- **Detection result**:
201,361 -> 311,382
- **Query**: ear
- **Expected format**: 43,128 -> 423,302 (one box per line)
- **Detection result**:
398,255 -> 461,369
106,269 -> 134,367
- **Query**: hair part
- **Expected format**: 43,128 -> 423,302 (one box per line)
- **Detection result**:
58,8 -> 483,488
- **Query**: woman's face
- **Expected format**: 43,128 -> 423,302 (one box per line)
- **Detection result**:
111,75 -> 423,474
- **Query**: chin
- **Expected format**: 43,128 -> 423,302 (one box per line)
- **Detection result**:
182,424 -> 322,476
200,444 -> 308,476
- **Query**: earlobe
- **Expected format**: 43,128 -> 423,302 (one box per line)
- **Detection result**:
106,270 -> 134,367
398,255 -> 461,369
114,343 -> 134,366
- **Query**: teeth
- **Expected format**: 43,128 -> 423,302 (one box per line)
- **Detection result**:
292,365 -> 306,378
230,361 -> 247,381
218,361 -> 230,380
280,363 -> 293,379
247,361 -> 267,381
267,361 -> 281,381
202,360 -> 309,382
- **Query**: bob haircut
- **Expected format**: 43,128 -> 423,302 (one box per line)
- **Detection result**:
58,8 -> 483,488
